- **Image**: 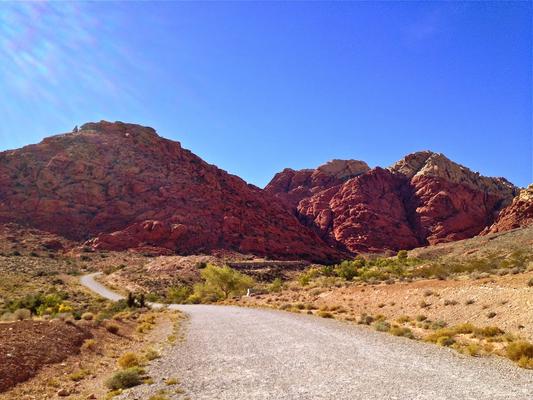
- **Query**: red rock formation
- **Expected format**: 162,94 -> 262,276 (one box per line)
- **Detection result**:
482,185 -> 533,234
0,121 -> 342,262
268,151 -> 518,253
265,159 -> 369,210
298,168 -> 421,252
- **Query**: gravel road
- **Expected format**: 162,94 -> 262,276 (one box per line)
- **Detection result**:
81,274 -> 533,400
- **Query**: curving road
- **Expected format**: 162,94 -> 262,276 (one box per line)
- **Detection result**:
81,273 -> 533,400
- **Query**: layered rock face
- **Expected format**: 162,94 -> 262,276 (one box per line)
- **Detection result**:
482,185 -> 533,234
265,159 -> 370,210
0,121 -> 341,262
268,151 -> 518,253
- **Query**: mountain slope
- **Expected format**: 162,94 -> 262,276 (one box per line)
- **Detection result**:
267,151 -> 518,253
482,185 -> 533,234
0,121 -> 342,262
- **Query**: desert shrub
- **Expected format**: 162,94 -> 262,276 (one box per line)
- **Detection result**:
298,273 -> 311,286
321,265 -> 335,277
419,301 -> 430,309
165,377 -> 179,385
69,369 -> 89,382
188,283 -> 221,304
334,261 -> 359,281
444,299 -> 458,306
13,308 -> 31,320
166,286 -> 192,304
118,352 -> 141,369
415,314 -> 427,322
144,348 -> 160,361
148,394 -> 170,400
81,312 -> 94,321
474,326 -> 503,338
105,322 -> 120,334
436,336 -> 455,347
373,321 -> 391,332
8,292 -> 65,316
396,315 -> 411,323
0,312 -> 14,321
425,328 -> 457,344
397,250 -> 408,260
95,299 -> 130,322
453,323 -> 475,334
105,368 -> 142,390
317,310 -> 334,318
390,327 -> 414,338
506,341 -> 533,362
82,339 -> 97,351
196,264 -> 254,300
467,342 -> 482,355
357,314 -> 374,325
297,267 -> 321,286
268,278 -> 283,293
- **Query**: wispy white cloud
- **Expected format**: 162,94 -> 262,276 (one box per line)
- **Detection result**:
0,2 -> 148,133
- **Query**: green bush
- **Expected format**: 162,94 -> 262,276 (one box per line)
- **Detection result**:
506,341 -> 533,361
13,308 -> 31,320
390,327 -> 414,339
373,321 -> 391,332
436,336 -> 455,347
334,261 -> 358,281
268,278 -> 283,293
117,352 -> 141,369
188,265 -> 254,302
397,250 -> 408,260
166,286 -> 192,304
105,368 -> 142,390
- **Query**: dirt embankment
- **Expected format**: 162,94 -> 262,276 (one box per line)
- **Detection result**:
0,320 -> 92,392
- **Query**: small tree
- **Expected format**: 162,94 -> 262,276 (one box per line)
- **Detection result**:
200,265 -> 254,299
334,260 -> 358,281
397,250 -> 408,261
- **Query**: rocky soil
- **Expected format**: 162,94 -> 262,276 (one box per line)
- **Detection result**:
0,320 -> 91,392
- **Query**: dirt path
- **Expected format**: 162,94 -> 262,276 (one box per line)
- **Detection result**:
81,274 -> 533,400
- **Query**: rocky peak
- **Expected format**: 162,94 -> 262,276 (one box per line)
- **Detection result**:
389,151 -> 517,197
315,159 -> 370,181
0,122 -> 343,262
265,159 -> 369,210
79,120 -> 158,136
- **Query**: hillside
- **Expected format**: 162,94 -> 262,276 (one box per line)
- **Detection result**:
267,151 -> 520,253
0,121 -> 341,262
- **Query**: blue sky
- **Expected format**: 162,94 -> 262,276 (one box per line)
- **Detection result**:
0,1 -> 531,187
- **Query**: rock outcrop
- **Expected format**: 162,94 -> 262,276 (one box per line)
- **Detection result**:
482,185 -> 533,234
265,159 -> 370,209
267,151 -> 518,253
0,121 -> 342,262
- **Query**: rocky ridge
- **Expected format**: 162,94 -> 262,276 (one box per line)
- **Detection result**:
482,185 -> 533,234
268,151 -> 520,253
0,121 -> 341,262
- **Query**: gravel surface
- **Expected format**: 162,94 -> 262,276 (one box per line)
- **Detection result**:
81,274 -> 533,400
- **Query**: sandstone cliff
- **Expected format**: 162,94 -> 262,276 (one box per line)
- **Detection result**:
0,121 -> 342,262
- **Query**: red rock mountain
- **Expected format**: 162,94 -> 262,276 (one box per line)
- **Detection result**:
267,151 -> 519,253
0,121 -> 342,262
482,185 -> 533,234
